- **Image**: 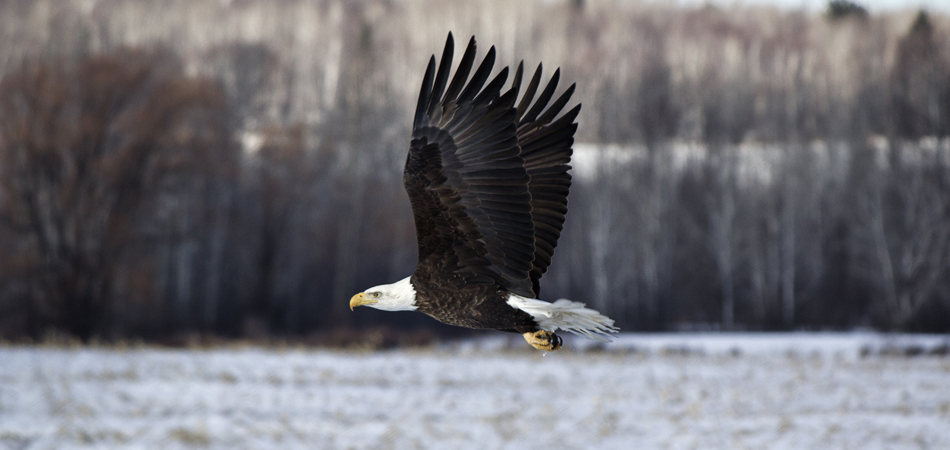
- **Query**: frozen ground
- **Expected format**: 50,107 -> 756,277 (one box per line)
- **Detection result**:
2,333 -> 949,450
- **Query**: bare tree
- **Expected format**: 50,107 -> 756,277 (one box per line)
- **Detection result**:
0,51 -> 232,339
891,11 -> 950,139
854,143 -> 950,328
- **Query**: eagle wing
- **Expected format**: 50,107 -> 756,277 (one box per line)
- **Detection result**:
515,64 -> 580,296
405,33 -> 579,299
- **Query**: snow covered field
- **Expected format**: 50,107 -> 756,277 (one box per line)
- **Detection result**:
2,333 -> 949,450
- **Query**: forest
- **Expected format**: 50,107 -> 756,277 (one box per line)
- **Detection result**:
1,0 -> 949,342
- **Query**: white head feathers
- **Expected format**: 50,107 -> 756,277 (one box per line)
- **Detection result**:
351,276 -> 418,312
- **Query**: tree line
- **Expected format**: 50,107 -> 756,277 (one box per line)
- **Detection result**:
0,0 -> 948,341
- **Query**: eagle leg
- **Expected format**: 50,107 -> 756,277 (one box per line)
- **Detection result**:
523,330 -> 562,352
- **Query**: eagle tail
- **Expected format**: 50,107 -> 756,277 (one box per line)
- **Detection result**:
507,295 -> 619,342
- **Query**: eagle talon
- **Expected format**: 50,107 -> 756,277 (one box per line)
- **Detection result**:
523,330 -> 562,352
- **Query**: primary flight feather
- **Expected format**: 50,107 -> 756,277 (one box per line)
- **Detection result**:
350,33 -> 617,351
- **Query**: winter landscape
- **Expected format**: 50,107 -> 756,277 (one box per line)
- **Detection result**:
2,333 -> 949,450
2,2 -> 950,449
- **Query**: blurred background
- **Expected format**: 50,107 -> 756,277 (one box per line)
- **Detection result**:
1,0 -> 949,344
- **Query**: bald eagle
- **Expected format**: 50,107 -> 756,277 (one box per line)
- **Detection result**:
350,33 -> 617,351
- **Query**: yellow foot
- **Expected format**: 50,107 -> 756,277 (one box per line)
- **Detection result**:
523,330 -> 562,352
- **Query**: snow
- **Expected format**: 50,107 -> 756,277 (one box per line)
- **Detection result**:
1,333 -> 949,450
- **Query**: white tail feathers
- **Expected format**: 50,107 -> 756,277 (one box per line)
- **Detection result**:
506,295 -> 619,342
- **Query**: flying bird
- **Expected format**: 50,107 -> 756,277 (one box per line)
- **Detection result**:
350,33 -> 617,351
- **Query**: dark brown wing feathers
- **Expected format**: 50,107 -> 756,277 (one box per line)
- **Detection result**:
515,65 -> 579,296
406,33 -> 579,304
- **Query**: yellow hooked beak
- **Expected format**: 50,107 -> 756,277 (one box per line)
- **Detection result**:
349,292 -> 377,311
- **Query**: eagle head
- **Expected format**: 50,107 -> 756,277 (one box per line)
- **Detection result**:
350,276 -> 418,312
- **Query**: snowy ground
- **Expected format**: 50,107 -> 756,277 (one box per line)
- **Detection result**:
2,333 -> 949,450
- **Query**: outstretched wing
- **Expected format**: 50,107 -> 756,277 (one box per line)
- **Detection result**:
513,63 -> 580,297
405,33 -> 536,297
405,33 -> 581,299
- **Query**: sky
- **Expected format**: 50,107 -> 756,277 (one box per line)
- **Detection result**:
667,0 -> 950,12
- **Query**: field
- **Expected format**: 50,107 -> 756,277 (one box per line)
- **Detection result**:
2,334 -> 949,450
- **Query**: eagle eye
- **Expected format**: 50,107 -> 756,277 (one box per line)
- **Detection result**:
371,292 -> 381,298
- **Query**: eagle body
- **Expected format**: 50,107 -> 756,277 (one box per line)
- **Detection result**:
350,33 -> 617,350
411,268 -> 537,333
